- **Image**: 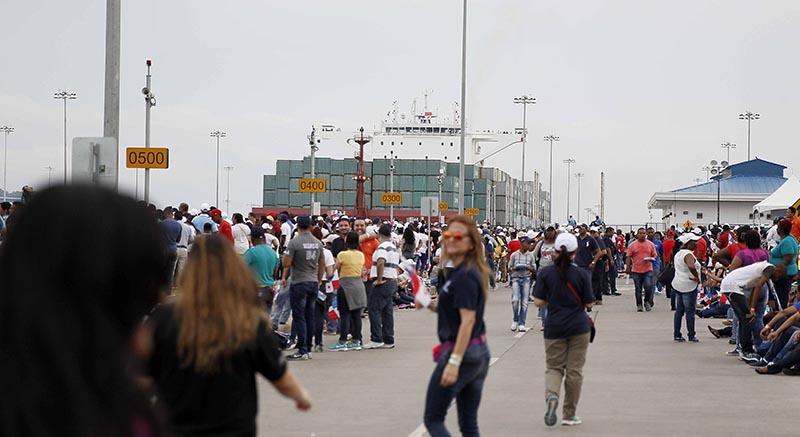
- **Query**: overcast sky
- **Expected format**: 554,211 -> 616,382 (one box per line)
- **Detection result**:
2,1 -> 799,225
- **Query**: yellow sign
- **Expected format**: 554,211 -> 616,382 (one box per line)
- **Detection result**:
298,178 -> 327,193
126,147 -> 169,169
438,202 -> 449,211
683,220 -> 693,229
465,208 -> 480,216
381,192 -> 402,204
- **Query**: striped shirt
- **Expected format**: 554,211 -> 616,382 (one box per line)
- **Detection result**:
371,240 -> 400,280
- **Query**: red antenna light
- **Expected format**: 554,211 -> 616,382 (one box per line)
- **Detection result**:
146,59 -> 152,66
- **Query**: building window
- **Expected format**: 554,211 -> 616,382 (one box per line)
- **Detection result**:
696,213 -> 704,220
766,213 -> 772,220
682,210 -> 689,215
748,213 -> 754,220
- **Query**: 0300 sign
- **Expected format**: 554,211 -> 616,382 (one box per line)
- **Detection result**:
125,148 -> 169,169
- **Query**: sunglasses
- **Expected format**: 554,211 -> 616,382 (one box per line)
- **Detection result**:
443,231 -> 466,241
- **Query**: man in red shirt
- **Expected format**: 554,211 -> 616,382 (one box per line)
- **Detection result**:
717,224 -> 734,249
210,209 -> 234,244
625,228 -> 657,312
693,228 -> 708,266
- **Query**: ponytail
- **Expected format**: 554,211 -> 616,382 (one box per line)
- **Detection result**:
555,246 -> 572,281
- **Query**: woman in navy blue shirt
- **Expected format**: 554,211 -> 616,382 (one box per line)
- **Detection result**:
533,232 -> 594,427
421,215 -> 491,437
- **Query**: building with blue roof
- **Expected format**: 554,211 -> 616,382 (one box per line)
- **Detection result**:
648,158 -> 787,226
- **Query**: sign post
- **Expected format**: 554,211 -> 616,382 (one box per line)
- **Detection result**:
421,196 -> 439,274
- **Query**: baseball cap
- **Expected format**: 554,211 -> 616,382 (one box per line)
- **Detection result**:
251,226 -> 265,239
679,233 -> 701,244
519,236 -> 531,243
209,209 -> 222,217
578,223 -> 588,229
589,226 -> 599,233
296,214 -> 311,228
545,224 -> 556,231
692,228 -> 703,235
378,224 -> 392,236
323,234 -> 338,244
555,233 -> 579,252
200,203 -> 211,213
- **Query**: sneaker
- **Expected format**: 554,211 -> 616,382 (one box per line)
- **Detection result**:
644,302 -> 652,312
287,352 -> 311,361
380,343 -> 395,349
313,344 -> 324,353
726,348 -> 741,356
611,292 -> 623,296
637,305 -> 644,312
510,322 -> 518,332
748,358 -> 768,367
363,341 -> 384,350
517,325 -> 528,332
346,340 -> 362,351
740,352 -> 761,364
286,340 -> 298,350
544,395 -> 559,427
328,341 -> 349,352
707,326 -> 721,338
674,336 -> 686,342
688,337 -> 700,343
562,416 -> 582,426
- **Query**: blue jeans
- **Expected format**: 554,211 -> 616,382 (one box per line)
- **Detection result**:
511,276 -> 530,326
271,286 -> 292,330
673,291 -> 697,339
486,257 -> 496,288
424,343 -> 490,437
631,272 -> 653,307
368,279 -> 396,344
764,326 -> 799,362
290,281 -> 318,354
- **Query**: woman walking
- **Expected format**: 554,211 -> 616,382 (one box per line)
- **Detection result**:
533,232 -> 594,427
422,216 -> 491,437
671,233 -> 702,342
148,235 -> 312,436
329,231 -> 368,351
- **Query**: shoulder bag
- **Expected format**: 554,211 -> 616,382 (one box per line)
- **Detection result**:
566,280 -> 596,343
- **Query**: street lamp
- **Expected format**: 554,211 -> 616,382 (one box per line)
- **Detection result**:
54,90 -> 77,184
721,142 -> 736,163
709,159 -> 729,225
543,134 -> 559,203
563,158 -> 575,220
738,111 -> 760,161
1,125 -> 13,201
514,95 -> 536,223
210,130 -> 227,206
702,166 -> 711,181
224,166 -> 234,214
142,60 -> 156,203
308,127 -> 319,215
575,172 -> 585,218
457,0 -> 467,214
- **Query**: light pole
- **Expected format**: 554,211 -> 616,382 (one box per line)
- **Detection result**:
471,183 -> 475,209
575,172 -> 585,218
45,166 -> 54,187
709,159 -> 729,225
1,126 -> 13,201
457,0 -> 467,214
702,166 -> 711,181
438,168 -> 444,213
721,142 -> 736,163
224,166 -> 233,214
54,90 -> 77,184
308,127 -> 318,215
563,158 -> 575,220
210,130 -> 227,206
386,150 -> 396,222
143,60 -> 156,204
514,95 -> 536,224
543,134 -> 559,202
739,111 -> 759,161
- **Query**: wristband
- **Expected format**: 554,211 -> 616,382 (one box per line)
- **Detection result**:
765,324 -> 772,330
448,357 -> 462,367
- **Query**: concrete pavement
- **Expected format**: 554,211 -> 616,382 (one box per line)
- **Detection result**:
257,280 -> 796,436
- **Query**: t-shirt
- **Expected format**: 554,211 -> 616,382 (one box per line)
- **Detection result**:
736,248 -> 768,267
371,240 -> 400,279
331,236 -> 346,257
281,222 -> 294,242
533,265 -> 594,340
360,237 -> 379,270
721,261 -> 775,296
147,303 -> 286,436
284,232 -> 324,283
626,239 -> 657,273
602,235 -> 617,257
728,242 -> 745,261
243,244 -> 279,287
192,214 -> 218,234
718,231 -> 732,249
509,250 -> 535,279
770,236 -> 799,276
232,223 -> 251,255
323,248 -> 335,280
337,250 -> 365,278
436,264 -> 486,343
178,222 -> 195,248
662,239 -> 676,263
218,220 -> 234,244
792,217 -> 800,242
535,241 -> 557,269
575,234 -> 599,268
695,237 -> 708,262
650,238 -> 663,270
160,219 -> 182,252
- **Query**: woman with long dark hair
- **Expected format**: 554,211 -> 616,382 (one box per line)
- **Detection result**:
402,225 -> 418,260
0,186 -> 169,436
148,235 -> 312,436
421,215 -> 491,436
533,232 -> 594,427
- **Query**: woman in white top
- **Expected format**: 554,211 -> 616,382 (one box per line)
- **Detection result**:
671,233 -> 702,342
231,213 -> 252,255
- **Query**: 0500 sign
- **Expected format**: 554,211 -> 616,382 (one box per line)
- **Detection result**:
125,148 -> 169,169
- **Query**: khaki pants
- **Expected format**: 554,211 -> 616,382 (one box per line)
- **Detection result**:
544,332 -> 590,419
175,247 -> 189,283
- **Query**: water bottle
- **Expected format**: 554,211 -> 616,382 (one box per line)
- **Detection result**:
625,275 -> 630,286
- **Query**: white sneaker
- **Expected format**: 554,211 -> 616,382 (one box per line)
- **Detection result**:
517,325 -> 528,332
510,322 -> 518,331
363,341 -> 385,350
562,416 -> 582,426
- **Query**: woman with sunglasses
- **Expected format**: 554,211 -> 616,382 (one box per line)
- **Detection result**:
421,216 -> 491,437
533,232 -> 594,427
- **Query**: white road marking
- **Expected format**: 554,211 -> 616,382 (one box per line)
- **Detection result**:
514,332 -> 525,339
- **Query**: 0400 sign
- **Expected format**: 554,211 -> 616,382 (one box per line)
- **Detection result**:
125,148 -> 169,169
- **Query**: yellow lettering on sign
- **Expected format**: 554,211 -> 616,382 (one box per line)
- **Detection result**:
125,148 -> 169,169
381,193 -> 402,204
298,178 -> 327,193
465,208 -> 480,216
